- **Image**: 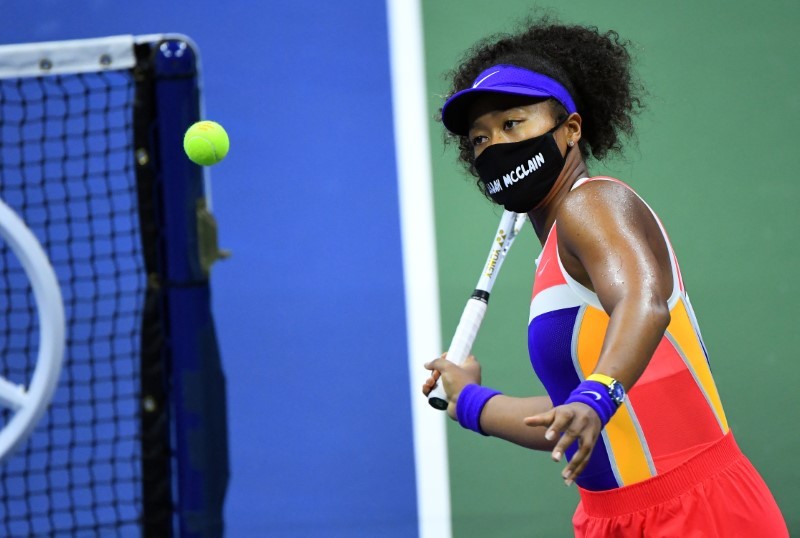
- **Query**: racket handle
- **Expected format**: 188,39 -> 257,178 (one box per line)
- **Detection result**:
428,297 -> 488,410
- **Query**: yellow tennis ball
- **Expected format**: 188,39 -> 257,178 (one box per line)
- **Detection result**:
183,120 -> 230,166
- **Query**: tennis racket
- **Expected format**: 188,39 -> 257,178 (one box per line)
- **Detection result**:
428,210 -> 528,410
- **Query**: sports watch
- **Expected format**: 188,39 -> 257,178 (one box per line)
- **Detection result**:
587,373 -> 626,407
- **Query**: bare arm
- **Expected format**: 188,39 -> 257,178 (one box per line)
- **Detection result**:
423,356 -> 555,451
558,180 -> 673,389
480,395 -> 556,451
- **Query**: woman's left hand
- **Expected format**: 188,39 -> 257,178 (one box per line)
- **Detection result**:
523,402 -> 602,486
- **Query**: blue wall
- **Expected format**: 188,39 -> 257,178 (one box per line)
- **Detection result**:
2,2 -> 418,535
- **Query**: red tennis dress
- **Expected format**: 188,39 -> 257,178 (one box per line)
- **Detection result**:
528,177 -> 788,536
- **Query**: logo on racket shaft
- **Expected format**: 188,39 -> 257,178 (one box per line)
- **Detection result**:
484,229 -> 509,277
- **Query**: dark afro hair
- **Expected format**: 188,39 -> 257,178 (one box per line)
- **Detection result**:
441,15 -> 645,177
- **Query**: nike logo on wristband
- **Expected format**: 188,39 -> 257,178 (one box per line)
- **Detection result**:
580,390 -> 602,401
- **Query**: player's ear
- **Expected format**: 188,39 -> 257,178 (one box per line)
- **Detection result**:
565,112 -> 582,147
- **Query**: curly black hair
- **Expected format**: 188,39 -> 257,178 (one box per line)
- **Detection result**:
442,15 -> 644,178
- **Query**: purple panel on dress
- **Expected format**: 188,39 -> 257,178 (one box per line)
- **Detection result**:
529,307 -> 620,491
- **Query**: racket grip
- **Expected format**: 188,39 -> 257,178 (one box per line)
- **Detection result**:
428,298 -> 488,410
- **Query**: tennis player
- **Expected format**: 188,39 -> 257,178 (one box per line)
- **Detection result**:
423,18 -> 788,536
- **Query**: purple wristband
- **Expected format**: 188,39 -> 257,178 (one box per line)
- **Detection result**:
456,384 -> 502,436
564,380 -> 618,427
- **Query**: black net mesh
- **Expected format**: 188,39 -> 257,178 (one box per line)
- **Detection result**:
0,71 -> 144,536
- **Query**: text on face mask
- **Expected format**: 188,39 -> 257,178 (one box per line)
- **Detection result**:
486,152 -> 546,194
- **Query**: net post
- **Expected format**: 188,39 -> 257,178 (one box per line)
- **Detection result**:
133,42 -> 175,537
135,37 -> 230,538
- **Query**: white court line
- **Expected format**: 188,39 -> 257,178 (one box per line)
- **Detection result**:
385,0 -> 452,537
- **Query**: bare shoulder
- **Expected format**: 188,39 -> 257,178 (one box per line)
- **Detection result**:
557,179 -> 646,225
555,179 -> 659,258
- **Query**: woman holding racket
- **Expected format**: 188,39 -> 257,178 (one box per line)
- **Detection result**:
422,18 -> 787,536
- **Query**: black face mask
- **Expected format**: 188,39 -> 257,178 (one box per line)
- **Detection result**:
474,122 -> 567,213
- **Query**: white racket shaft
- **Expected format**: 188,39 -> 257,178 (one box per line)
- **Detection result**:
428,211 -> 526,410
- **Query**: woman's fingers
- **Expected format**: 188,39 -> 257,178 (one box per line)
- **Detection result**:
526,403 -> 602,484
421,369 -> 441,396
545,406 -> 581,458
422,353 -> 482,398
523,409 -> 556,430
423,355 -> 447,372
422,354 -> 452,396
561,432 -> 595,486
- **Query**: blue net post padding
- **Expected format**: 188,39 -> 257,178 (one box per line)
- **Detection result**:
139,39 -> 229,538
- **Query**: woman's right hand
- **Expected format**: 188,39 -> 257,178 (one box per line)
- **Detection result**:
423,353 -> 482,419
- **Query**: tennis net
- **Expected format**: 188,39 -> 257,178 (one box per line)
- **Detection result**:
0,35 -> 228,537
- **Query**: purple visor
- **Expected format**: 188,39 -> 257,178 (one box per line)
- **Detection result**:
441,64 -> 577,136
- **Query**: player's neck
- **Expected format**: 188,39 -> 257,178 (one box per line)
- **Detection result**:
527,149 -> 588,244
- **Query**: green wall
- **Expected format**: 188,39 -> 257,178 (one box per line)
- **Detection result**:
422,1 -> 799,535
